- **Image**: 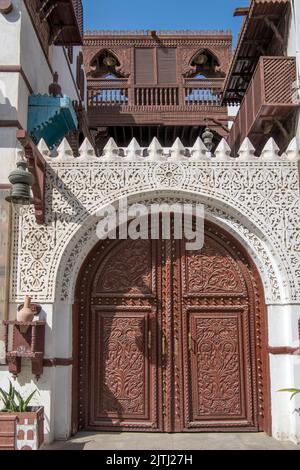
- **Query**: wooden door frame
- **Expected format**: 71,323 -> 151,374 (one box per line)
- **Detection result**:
71,221 -> 271,435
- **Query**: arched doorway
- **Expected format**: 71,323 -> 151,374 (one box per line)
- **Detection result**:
73,221 -> 270,433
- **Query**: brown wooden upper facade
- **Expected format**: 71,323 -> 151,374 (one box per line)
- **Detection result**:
24,0 -> 83,57
83,30 -> 232,149
223,0 -> 299,154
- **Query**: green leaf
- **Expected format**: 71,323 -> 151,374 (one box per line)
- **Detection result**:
0,381 -> 39,412
14,389 -> 25,412
24,390 -> 37,410
278,388 -> 300,400
0,388 -> 10,409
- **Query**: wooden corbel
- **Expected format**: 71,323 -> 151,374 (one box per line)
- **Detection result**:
16,130 -> 46,225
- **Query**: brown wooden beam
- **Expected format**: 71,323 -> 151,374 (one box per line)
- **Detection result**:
264,17 -> 284,45
252,14 -> 281,21
243,39 -> 269,45
236,56 -> 260,61
274,119 -> 290,141
43,358 -> 74,367
231,72 -> 252,78
268,347 -> 300,355
233,7 -> 249,17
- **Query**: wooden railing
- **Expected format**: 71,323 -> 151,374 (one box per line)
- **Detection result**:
134,87 -> 179,106
183,87 -> 222,106
227,56 -> 298,154
87,79 -> 224,109
88,80 -> 129,106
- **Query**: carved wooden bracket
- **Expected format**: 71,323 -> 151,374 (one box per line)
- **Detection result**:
3,321 -> 46,380
16,130 -> 46,225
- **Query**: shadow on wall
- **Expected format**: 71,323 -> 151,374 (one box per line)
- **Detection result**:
0,89 -> 18,147
1,4 -> 20,23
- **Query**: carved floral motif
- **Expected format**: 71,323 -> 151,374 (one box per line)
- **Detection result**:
195,317 -> 241,415
94,239 -> 152,294
186,240 -> 246,294
99,316 -> 146,416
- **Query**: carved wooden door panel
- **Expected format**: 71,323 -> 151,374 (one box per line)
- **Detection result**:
177,228 -> 262,431
86,238 -> 163,431
80,225 -> 266,432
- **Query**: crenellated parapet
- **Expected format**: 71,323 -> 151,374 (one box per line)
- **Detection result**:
38,136 -> 300,162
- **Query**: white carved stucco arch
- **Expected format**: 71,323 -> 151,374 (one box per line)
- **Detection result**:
11,148 -> 300,305
54,189 -> 289,305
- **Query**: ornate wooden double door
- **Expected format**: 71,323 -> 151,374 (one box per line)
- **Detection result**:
78,224 -> 266,432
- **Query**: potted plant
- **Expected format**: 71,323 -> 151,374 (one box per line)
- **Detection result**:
0,381 -> 44,450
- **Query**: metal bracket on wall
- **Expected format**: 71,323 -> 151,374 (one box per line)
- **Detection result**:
16,130 -> 46,225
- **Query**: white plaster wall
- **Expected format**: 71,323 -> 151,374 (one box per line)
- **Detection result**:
53,303 -> 73,358
268,304 -> 300,444
19,2 -> 52,94
0,72 -> 29,128
0,1 -> 21,66
227,105 -> 239,130
270,355 -> 300,444
49,46 -> 81,103
268,305 -> 300,348
53,366 -> 72,440
0,128 -> 18,183
0,73 -> 19,121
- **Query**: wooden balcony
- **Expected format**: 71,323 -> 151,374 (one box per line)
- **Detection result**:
87,78 -> 226,128
227,56 -> 299,154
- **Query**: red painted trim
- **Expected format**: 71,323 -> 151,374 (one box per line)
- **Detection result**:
268,347 -> 300,355
43,358 -> 73,367
0,121 -> 22,129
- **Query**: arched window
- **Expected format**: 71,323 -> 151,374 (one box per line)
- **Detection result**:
89,50 -> 122,78
185,49 -> 224,78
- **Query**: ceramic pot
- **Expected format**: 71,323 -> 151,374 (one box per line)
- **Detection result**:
17,296 -> 34,323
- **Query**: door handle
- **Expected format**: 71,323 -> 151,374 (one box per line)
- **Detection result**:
188,332 -> 192,352
148,330 -> 152,350
174,337 -> 179,356
162,335 -> 166,356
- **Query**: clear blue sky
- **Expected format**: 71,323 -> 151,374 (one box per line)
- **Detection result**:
83,0 -> 249,45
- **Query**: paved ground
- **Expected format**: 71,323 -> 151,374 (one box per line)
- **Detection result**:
44,432 -> 299,450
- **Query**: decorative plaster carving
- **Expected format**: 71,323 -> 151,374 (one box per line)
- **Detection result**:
10,137 -> 300,306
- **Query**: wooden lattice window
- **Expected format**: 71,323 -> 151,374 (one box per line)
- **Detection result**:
135,48 -> 155,85
135,47 -> 177,85
157,48 -> 177,84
